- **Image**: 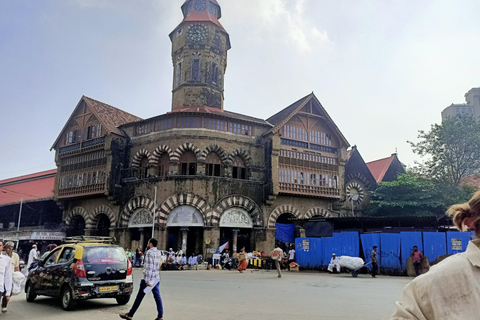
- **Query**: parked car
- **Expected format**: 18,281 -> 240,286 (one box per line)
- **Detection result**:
25,236 -> 133,310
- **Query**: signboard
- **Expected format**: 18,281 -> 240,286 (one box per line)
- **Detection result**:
219,208 -> 253,228
451,238 -> 462,251
31,232 -> 66,240
167,205 -> 204,227
302,239 -> 310,251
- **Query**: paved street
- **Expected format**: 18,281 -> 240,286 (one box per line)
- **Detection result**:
4,268 -> 411,320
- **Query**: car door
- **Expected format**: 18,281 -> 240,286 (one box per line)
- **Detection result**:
35,248 -> 62,294
53,246 -> 76,296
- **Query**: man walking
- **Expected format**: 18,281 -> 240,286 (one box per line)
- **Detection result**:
371,246 -> 378,278
0,240 -> 13,313
26,244 -> 38,272
270,246 -> 284,278
120,238 -> 163,320
2,241 -> 19,313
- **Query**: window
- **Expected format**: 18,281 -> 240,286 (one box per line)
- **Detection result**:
211,62 -> 219,85
179,151 -> 197,175
44,249 -> 62,267
66,129 -> 81,144
57,247 -> 75,264
206,152 -> 222,177
192,59 -> 200,82
138,157 -> 148,179
158,153 -> 169,177
86,124 -> 102,139
232,156 -> 246,179
175,62 -> 182,87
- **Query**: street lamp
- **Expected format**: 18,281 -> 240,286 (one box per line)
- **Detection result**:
1,190 -> 23,249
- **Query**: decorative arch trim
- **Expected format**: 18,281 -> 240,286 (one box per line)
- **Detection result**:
228,148 -> 252,166
200,144 -> 230,165
91,205 -> 116,228
158,193 -> 211,227
210,195 -> 263,227
150,145 -> 174,167
120,196 -> 156,228
65,206 -> 93,229
303,207 -> 333,220
267,204 -> 301,229
171,143 -> 203,163
345,173 -> 372,190
132,149 -> 152,168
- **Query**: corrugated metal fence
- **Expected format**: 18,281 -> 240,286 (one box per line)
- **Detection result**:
295,231 -> 474,273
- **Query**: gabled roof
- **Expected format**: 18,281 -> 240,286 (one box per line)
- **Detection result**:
365,154 -> 407,183
345,146 -> 377,189
0,169 -> 56,206
266,93 -> 349,147
51,96 -> 142,150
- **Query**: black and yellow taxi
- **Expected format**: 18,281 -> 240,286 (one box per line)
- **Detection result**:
25,236 -> 133,310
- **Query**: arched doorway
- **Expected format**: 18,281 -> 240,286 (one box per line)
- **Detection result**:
66,215 -> 85,237
166,205 -> 204,255
275,213 -> 296,252
219,208 -> 253,253
128,208 -> 153,252
93,213 -> 111,237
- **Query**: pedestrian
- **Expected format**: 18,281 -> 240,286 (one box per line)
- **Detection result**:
327,253 -> 341,273
26,244 -> 38,271
120,238 -> 163,320
411,245 -> 424,276
237,247 -> 247,273
134,248 -> 141,267
371,246 -> 378,278
0,240 -> 13,314
391,190 -> 480,319
1,241 -> 19,313
270,246 -> 283,278
288,245 -> 295,270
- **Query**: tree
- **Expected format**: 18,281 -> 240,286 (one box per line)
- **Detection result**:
409,116 -> 480,186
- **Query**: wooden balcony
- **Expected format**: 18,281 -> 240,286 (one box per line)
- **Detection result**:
278,182 -> 340,198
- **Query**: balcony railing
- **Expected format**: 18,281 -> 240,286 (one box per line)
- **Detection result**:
279,182 -> 340,198
59,137 -> 106,155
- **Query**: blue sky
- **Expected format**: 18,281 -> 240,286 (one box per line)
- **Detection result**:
1,0 -> 480,180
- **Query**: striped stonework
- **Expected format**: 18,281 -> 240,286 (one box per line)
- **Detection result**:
91,205 -> 116,228
150,145 -> 174,167
228,148 -> 252,166
171,142 -> 204,163
120,195 -> 156,228
200,144 -> 230,165
158,193 -> 210,227
267,204 -> 301,229
65,206 -> 93,229
345,172 -> 372,189
132,148 -> 152,168
303,207 -> 333,220
210,195 -> 263,227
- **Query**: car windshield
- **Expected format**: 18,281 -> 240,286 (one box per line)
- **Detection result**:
84,246 -> 126,264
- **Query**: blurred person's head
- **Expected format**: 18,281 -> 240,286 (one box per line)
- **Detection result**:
447,191 -> 480,237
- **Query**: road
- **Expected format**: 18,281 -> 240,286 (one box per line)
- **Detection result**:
4,268 -> 412,320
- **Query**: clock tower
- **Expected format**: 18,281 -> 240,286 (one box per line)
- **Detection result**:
169,0 -> 231,112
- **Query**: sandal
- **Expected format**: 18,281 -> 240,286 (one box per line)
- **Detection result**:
119,314 -> 132,320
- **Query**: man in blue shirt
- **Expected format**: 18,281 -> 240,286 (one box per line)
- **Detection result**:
120,238 -> 163,320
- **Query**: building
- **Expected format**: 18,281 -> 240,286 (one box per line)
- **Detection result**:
0,169 -> 64,258
441,88 -> 480,120
366,153 -> 406,184
50,0 -> 357,257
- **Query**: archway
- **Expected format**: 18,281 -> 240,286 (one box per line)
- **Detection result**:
128,208 -> 154,253
166,205 -> 204,256
275,213 -> 297,252
93,213 -> 111,237
66,215 -> 85,237
219,207 -> 253,253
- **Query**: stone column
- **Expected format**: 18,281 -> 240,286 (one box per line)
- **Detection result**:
139,228 -> 145,251
180,227 -> 189,252
232,229 -> 240,253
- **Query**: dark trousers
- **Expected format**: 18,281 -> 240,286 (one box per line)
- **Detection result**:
128,280 -> 163,319
371,262 -> 378,277
1,291 -> 8,308
413,261 -> 421,276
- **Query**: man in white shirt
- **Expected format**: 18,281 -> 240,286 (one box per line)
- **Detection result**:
270,246 -> 284,278
288,246 -> 295,270
2,241 -> 19,313
26,244 -> 38,271
328,253 -> 341,273
0,240 -> 13,313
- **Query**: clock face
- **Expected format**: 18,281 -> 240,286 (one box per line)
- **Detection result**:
346,181 -> 364,204
187,24 -> 208,43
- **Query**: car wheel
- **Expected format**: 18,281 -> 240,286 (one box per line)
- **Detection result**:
26,282 -> 37,302
116,295 -> 131,305
61,286 -> 77,311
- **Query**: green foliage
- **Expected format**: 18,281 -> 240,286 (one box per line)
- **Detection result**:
409,116 -> 480,186
365,172 -> 476,217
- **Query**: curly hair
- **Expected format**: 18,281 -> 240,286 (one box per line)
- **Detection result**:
446,190 -> 480,237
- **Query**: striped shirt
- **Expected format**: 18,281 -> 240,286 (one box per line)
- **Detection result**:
143,247 -> 162,285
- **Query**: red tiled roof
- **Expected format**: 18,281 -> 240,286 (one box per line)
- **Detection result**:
366,156 -> 395,183
0,169 -> 56,206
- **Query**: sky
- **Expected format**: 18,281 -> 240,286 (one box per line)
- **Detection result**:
1,0 -> 480,181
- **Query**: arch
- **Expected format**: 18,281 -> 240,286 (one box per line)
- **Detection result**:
91,205 -> 116,228
65,206 -> 93,229
171,142 -> 203,163
150,145 -> 173,167
132,148 -> 152,168
200,144 -> 230,165
210,195 -> 263,227
345,172 -> 373,190
303,207 -> 334,220
228,148 -> 251,166
119,195 -> 156,228
267,204 -> 301,229
158,193 -> 211,227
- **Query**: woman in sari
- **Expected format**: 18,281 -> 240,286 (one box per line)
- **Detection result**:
237,247 -> 247,273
